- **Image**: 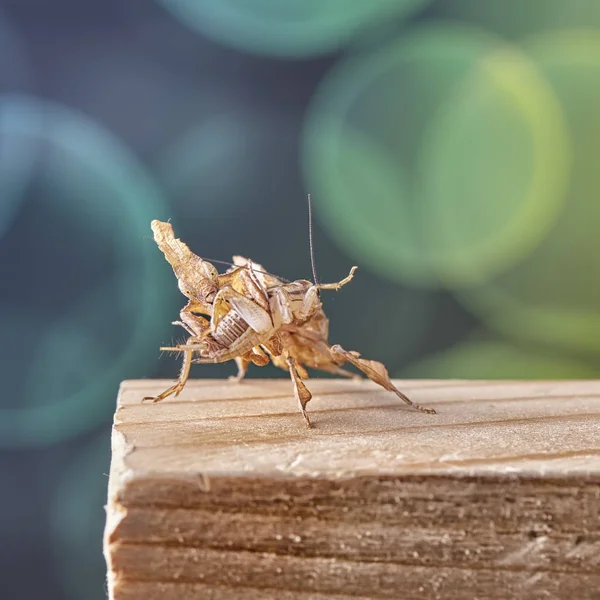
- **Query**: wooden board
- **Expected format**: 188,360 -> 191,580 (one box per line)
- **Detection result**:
104,379 -> 600,599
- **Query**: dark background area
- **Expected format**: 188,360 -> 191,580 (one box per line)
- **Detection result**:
2,1 -> 600,598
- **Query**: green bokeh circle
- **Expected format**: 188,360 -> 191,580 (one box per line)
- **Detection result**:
456,31 -> 600,352
305,120 -> 427,282
155,0 -> 431,57
0,95 -> 173,447
401,338 -> 597,379
418,45 -> 569,286
438,0 -> 600,39
302,23 -> 568,288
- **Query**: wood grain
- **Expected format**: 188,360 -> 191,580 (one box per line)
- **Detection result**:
104,379 -> 600,599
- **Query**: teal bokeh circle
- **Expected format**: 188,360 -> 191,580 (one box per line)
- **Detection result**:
51,435 -> 110,600
155,0 -> 432,57
0,95 -> 174,447
0,12 -> 40,239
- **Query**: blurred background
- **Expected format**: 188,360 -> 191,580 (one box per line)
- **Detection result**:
2,0 -> 600,598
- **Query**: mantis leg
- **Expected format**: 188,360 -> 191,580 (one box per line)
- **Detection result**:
143,336 -> 200,403
329,344 -> 436,414
228,347 -> 270,382
229,356 -> 251,383
316,266 -> 358,291
315,364 -> 361,380
285,353 -> 313,428
179,304 -> 211,337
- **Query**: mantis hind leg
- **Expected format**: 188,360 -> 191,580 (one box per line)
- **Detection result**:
315,364 -> 361,380
329,344 -> 436,414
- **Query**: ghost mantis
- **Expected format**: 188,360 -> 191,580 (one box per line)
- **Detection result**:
144,199 -> 435,427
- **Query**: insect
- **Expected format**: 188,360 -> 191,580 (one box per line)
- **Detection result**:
144,201 -> 435,427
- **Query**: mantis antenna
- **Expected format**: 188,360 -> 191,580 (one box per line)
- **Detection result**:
308,194 -> 319,285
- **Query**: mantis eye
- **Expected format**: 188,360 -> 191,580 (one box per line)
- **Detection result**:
177,279 -> 191,297
202,262 -> 219,282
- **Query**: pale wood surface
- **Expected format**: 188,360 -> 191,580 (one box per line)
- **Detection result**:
104,379 -> 600,599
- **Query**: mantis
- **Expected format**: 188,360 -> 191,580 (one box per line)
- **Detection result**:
144,202 -> 435,427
